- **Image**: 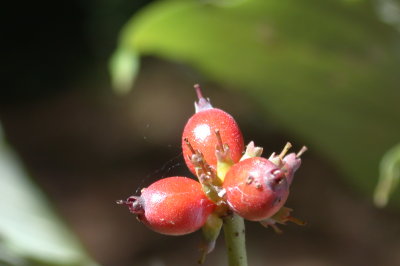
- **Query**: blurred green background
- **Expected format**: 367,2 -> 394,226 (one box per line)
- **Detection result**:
2,0 -> 400,265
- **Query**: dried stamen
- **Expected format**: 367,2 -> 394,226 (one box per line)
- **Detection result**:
278,142 -> 292,160
215,129 -> 224,151
184,138 -> 196,155
296,146 -> 308,158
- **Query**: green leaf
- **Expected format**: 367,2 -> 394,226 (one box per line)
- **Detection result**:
111,0 -> 400,204
109,48 -> 139,94
0,126 -> 98,266
374,143 -> 400,207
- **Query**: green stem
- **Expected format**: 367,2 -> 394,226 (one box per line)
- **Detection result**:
223,213 -> 248,266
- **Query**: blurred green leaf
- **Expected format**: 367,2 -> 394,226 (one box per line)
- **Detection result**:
374,143 -> 400,207
109,48 -> 139,94
111,0 -> 400,204
376,0 -> 400,30
0,127 -> 98,266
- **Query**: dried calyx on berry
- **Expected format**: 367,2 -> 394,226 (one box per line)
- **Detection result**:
194,84 -> 213,113
116,196 -> 143,214
269,142 -> 307,185
282,146 -> 307,185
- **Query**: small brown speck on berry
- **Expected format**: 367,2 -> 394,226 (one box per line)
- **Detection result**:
246,176 -> 254,185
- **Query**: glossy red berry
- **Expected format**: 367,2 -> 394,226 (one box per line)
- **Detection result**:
223,157 -> 289,221
119,176 -> 216,235
182,85 -> 244,175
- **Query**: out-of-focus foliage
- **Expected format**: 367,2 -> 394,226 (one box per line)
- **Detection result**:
110,0 -> 400,206
0,126 -> 98,266
376,0 -> 400,31
110,49 -> 140,94
374,143 -> 400,207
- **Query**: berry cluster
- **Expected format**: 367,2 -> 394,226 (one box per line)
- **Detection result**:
118,85 -> 306,259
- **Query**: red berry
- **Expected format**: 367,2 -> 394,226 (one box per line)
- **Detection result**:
118,176 -> 216,236
182,85 -> 244,175
223,157 -> 289,221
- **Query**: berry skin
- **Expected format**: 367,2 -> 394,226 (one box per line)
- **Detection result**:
119,176 -> 216,236
223,157 -> 289,221
182,85 -> 244,175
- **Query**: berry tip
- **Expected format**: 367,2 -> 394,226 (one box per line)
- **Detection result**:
194,84 -> 204,100
116,199 -> 124,205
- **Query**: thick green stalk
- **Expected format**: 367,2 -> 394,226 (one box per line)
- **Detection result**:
223,213 -> 248,266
